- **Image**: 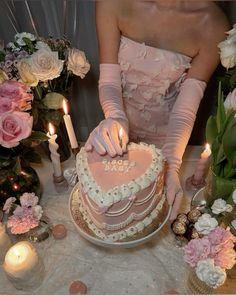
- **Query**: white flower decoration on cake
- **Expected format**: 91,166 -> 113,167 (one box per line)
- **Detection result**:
196,259 -> 226,289
211,198 -> 233,215
194,213 -> 218,235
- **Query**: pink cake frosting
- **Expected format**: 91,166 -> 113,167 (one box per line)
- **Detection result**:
76,142 -> 166,241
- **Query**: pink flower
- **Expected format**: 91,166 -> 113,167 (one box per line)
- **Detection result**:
7,207 -> 40,234
0,111 -> 33,148
214,248 -> 236,269
0,96 -> 17,114
209,227 -> 236,252
20,192 -> 38,207
3,197 -> 16,213
184,237 -> 211,268
0,80 -> 33,111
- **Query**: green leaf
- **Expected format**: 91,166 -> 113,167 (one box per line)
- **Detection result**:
44,110 -> 63,126
206,116 -> 218,145
0,51 -> 5,62
216,82 -> 226,133
28,131 -> 49,141
22,37 -> 35,52
222,117 -> 236,167
42,92 -> 66,110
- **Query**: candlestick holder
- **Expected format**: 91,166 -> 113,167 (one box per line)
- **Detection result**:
185,174 -> 206,192
53,174 -> 69,193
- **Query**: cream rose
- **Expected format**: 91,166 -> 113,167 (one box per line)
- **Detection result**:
15,32 -> 36,46
28,48 -> 64,81
17,59 -> 38,87
196,259 -> 226,289
67,48 -> 90,78
211,198 -> 233,215
194,213 -> 218,235
218,36 -> 236,69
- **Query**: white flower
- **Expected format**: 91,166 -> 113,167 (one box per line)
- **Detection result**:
211,198 -> 233,215
17,59 -> 39,87
232,189 -> 236,204
20,192 -> 39,207
218,38 -> 236,69
33,205 -> 43,220
35,41 -> 51,51
28,48 -> 64,81
6,42 -> 20,52
15,32 -> 36,46
196,259 -> 227,289
226,24 -> 236,39
194,213 -> 218,235
67,48 -> 90,78
224,88 -> 236,112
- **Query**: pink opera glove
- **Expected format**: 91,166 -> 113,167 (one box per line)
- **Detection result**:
85,118 -> 128,157
163,78 -> 207,219
85,64 -> 129,156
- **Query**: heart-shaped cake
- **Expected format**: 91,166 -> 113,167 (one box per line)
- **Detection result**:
76,142 -> 166,242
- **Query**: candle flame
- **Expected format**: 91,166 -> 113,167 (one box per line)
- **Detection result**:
62,99 -> 68,115
205,143 -> 211,152
119,128 -> 123,140
48,122 -> 55,136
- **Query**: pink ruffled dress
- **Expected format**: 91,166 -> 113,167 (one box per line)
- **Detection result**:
118,35 -> 192,148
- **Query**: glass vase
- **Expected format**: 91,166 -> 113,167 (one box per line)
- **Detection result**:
186,270 -> 214,294
205,168 -> 236,205
0,160 -> 41,208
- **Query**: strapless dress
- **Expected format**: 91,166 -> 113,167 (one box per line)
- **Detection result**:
118,35 -> 192,148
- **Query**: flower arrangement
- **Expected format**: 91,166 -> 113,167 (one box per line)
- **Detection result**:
0,32 -> 90,141
3,192 -> 43,234
205,24 -> 236,200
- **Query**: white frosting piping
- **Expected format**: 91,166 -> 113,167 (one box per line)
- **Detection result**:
77,191 -> 166,242
76,142 -> 164,208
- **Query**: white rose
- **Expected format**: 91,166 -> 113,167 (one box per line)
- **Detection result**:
218,38 -> 236,69
15,32 -> 36,46
35,41 -> 51,51
226,24 -> 236,39
232,189 -> 236,204
211,198 -> 233,215
196,259 -> 226,289
224,88 -> 236,112
17,59 -> 38,87
194,213 -> 218,235
67,48 -> 90,78
33,205 -> 43,220
28,48 -> 64,81
6,42 -> 20,52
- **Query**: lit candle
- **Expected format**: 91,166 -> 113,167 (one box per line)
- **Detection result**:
63,99 -> 79,149
119,127 -> 123,148
47,123 -> 62,177
0,223 -> 12,264
192,143 -> 212,183
3,241 -> 44,291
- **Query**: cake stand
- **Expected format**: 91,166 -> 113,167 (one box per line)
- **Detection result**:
69,183 -> 171,249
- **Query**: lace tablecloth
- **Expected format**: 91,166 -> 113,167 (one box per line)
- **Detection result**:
0,146 -> 235,295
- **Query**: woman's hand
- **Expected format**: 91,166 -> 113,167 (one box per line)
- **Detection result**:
165,170 -> 183,220
85,118 -> 129,157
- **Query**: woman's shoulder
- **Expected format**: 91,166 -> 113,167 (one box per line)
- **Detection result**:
95,0 -> 128,15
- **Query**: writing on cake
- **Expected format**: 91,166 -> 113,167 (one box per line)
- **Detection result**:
102,159 -> 136,173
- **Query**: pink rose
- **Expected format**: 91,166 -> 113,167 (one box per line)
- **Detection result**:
0,80 -> 33,111
0,96 -> 17,114
184,237 -> 211,268
20,192 -> 39,207
0,111 -> 33,148
215,248 -> 236,269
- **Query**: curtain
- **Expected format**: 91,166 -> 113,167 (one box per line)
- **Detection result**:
0,1 -> 236,143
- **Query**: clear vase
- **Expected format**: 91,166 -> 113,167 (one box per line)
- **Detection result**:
0,159 -> 41,208
186,270 -> 214,294
205,168 -> 236,205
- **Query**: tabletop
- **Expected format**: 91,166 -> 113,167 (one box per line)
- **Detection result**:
0,146 -> 235,295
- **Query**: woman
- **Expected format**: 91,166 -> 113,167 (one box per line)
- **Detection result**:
85,0 -> 230,219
